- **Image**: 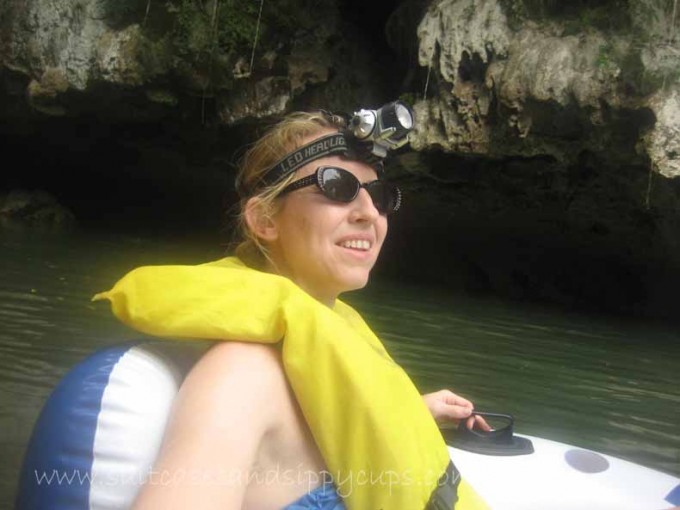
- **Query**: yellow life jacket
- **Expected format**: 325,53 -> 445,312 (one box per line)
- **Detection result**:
94,257 -> 488,510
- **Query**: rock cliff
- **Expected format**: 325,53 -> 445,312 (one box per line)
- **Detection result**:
414,0 -> 680,177
2,0 -> 680,319
1,0 -> 384,121
394,0 -> 680,318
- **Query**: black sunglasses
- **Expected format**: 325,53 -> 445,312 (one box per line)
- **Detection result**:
279,166 -> 401,215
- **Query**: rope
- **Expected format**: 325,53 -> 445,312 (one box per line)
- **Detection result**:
423,62 -> 432,100
248,0 -> 265,75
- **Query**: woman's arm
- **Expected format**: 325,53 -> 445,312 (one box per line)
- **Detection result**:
132,342 -> 281,510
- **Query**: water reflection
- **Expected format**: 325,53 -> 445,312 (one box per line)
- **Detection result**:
1,230 -> 679,508
348,283 -> 680,480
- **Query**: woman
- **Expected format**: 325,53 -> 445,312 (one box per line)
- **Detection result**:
97,110 -> 489,510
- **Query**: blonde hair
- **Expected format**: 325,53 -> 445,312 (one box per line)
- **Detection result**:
233,111 -> 346,268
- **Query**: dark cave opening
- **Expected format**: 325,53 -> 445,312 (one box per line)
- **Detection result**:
3,1 -> 680,324
0,115 -> 247,237
3,113 -> 680,323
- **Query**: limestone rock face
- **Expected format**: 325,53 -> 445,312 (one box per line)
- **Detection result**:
412,0 -> 680,177
3,0 -> 167,117
0,0 -> 369,123
645,89 -> 680,178
3,0 -> 680,318
418,0 -> 511,86
397,0 -> 680,318
9,0 -> 109,90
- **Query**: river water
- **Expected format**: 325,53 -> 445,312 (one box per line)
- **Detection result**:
1,229 -> 679,507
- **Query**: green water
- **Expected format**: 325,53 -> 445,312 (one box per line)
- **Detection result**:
1,230 -> 679,507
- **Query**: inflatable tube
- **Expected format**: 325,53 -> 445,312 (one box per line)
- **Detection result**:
16,342 -> 680,509
16,341 -> 209,510
448,436 -> 680,509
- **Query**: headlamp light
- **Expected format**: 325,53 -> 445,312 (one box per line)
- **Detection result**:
349,100 -> 415,158
242,100 -> 415,196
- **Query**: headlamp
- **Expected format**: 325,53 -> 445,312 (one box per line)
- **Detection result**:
349,100 -> 415,159
241,100 -> 415,196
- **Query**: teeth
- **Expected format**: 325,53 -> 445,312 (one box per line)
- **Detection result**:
340,240 -> 371,250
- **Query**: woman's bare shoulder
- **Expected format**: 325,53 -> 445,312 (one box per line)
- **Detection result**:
182,341 -> 286,419
191,341 -> 285,385
132,341 -> 285,509
199,340 -> 283,368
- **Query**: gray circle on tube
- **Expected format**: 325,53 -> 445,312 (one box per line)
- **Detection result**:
564,449 -> 611,473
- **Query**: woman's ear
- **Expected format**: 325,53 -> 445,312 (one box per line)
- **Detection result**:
244,197 -> 278,242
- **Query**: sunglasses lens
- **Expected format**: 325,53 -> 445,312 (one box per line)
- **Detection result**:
366,181 -> 400,214
320,167 -> 359,202
318,167 -> 401,214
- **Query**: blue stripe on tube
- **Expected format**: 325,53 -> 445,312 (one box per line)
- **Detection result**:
666,483 -> 680,506
16,343 -> 138,510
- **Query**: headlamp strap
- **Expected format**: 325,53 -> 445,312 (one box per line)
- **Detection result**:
261,133 -> 349,187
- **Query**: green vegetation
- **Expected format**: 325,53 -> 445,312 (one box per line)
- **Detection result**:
501,0 -> 680,39
101,0 -> 338,74
102,0 -> 150,29
501,0 -> 632,33
398,92 -> 417,107
171,0 -> 258,59
166,0 -> 337,58
596,43 -> 615,69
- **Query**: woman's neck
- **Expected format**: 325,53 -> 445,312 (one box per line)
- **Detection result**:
262,260 -> 337,308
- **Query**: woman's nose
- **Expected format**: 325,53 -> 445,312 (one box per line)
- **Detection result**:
349,188 -> 380,223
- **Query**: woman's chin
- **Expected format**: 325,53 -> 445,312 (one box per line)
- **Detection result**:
337,272 -> 371,294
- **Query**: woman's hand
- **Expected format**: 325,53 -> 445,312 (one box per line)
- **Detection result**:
422,389 -> 492,431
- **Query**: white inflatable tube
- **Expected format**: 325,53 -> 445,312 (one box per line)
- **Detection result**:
449,435 -> 680,509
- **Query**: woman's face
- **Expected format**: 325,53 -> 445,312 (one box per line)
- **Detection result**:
266,138 -> 388,305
